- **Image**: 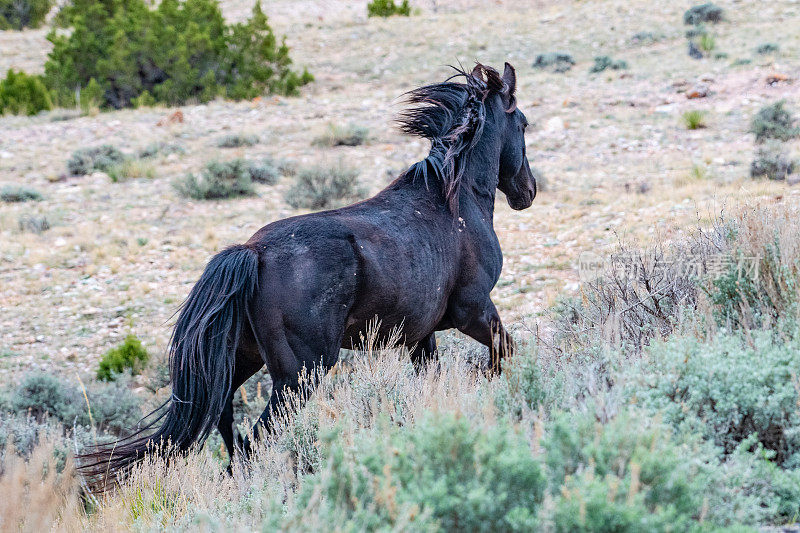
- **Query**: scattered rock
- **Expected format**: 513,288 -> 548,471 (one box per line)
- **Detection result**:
766,72 -> 790,86
686,84 -> 709,99
545,117 -> 565,132
157,110 -> 184,126
672,79 -> 690,93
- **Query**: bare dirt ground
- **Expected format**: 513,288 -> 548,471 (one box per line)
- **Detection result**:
1,0 -> 798,381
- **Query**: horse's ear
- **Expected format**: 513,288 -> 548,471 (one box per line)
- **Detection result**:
502,62 -> 516,96
471,64 -> 484,81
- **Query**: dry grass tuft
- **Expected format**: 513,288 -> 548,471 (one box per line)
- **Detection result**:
0,440 -> 80,531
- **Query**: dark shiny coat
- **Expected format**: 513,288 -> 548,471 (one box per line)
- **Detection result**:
78,62 -> 537,488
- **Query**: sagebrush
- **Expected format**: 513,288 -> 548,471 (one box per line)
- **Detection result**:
285,163 -> 364,210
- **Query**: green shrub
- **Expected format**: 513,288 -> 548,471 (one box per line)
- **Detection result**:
18,214 -> 50,234
628,329 -> 800,466
681,110 -> 707,130
138,141 -> 185,159
756,42 -> 779,55
45,0 -> 312,109
0,0 -> 51,29
0,69 -> 53,116
9,373 -> 89,426
629,31 -> 660,45
684,3 -> 723,25
275,158 -> 297,176
6,371 -> 142,440
87,375 -> 143,434
67,144 -> 126,175
750,141 -> 795,180
247,158 -> 280,185
366,0 -> 410,17
710,436 -> 800,525
290,414 -> 546,531
216,133 -> 259,148
698,33 -> 716,53
750,101 -> 799,143
79,77 -> 104,113
685,24 -> 708,39
273,396 -> 321,474
1,185 -> 42,203
0,413 -> 64,461
589,56 -> 628,73
704,217 -> 799,329
553,470 -> 688,532
495,344 -> 551,419
174,159 -> 256,200
97,334 -> 150,381
285,162 -> 363,210
544,411 -> 713,532
532,52 -> 575,73
312,124 -> 369,147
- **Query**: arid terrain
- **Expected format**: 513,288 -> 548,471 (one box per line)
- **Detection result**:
2,0 -> 797,380
1,1 -> 800,530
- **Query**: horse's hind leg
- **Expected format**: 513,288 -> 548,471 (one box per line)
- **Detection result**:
409,333 -> 437,373
243,318 -> 344,451
218,352 -> 263,465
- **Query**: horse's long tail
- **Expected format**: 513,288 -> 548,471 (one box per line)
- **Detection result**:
77,244 -> 259,491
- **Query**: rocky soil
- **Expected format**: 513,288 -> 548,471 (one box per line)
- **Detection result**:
1,0 -> 799,381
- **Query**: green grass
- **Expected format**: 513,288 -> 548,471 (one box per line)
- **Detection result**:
681,110 -> 707,130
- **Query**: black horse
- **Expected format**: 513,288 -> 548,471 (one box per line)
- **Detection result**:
79,62 -> 536,487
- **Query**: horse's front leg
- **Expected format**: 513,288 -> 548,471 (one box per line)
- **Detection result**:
408,333 -> 437,373
456,300 -> 515,374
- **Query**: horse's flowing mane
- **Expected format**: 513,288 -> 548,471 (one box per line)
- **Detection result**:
397,63 -> 513,212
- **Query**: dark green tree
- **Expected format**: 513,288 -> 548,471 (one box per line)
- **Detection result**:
0,0 -> 51,29
0,69 -> 52,116
45,0 -> 312,109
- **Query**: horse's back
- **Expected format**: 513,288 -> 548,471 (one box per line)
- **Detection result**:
245,190 -> 460,345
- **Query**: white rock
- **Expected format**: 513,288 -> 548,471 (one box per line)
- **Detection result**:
545,117 -> 565,131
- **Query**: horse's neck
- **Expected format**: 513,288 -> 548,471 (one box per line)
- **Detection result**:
460,151 -> 500,223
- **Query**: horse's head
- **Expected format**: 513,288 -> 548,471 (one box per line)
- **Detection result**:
492,63 -> 536,210
398,62 -> 537,213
